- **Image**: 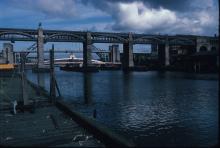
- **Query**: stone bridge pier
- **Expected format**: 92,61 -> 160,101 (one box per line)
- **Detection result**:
83,32 -> 92,68
158,37 -> 170,67
123,33 -> 134,70
37,25 -> 45,68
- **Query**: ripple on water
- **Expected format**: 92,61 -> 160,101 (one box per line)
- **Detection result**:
25,70 -> 218,147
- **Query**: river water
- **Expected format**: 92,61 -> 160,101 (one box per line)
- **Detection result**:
26,69 -> 218,147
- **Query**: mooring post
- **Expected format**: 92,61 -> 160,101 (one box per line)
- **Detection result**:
20,53 -> 28,106
50,44 -> 56,104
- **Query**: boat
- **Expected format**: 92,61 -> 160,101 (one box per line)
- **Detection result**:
45,54 -> 105,65
58,54 -> 102,72
0,64 -> 15,71
0,64 -> 16,76
60,63 -> 99,72
99,63 -> 121,70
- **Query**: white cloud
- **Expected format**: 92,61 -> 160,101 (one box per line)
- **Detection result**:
116,2 -> 177,31
111,1 -> 217,35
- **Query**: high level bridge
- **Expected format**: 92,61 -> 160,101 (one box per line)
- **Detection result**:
0,25 -> 218,70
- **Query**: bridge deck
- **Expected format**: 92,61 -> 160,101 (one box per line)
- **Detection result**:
2,27 -> 216,45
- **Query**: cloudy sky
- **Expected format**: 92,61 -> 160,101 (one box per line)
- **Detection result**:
0,0 -> 219,54
0,0 -> 218,35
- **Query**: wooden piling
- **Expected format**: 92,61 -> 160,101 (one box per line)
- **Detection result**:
50,44 -> 56,104
20,53 -> 28,105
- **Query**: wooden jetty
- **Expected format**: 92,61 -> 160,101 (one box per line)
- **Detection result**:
0,75 -> 135,147
0,46 -> 135,147
0,75 -> 104,147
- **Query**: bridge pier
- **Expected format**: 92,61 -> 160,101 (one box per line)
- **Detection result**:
165,39 -> 170,66
37,25 -> 45,68
158,38 -> 170,67
109,44 -> 120,63
83,32 -> 92,68
123,33 -> 134,70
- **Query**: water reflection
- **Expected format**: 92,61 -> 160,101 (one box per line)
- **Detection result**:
25,70 -> 218,147
122,72 -> 132,101
83,73 -> 92,105
37,73 -> 45,88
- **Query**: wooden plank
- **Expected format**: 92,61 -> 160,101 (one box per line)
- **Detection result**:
0,104 -> 103,147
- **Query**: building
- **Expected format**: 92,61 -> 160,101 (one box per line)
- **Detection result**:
109,44 -> 120,63
0,43 -> 15,64
150,36 -> 219,72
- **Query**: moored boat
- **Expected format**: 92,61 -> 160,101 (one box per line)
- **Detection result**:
0,64 -> 16,76
60,63 -> 99,72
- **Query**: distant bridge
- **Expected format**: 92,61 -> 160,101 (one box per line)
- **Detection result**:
0,26 -> 218,70
0,27 -> 197,45
14,50 -> 110,53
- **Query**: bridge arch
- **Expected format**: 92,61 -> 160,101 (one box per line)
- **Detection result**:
93,34 -> 127,42
0,31 -> 34,39
199,45 -> 208,52
45,33 -> 85,42
134,36 -> 163,43
169,37 -> 195,45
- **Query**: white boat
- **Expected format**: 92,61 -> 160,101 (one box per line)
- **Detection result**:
45,54 -> 105,64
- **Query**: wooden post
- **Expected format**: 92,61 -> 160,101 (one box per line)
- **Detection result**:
21,53 -> 28,105
55,79 -> 61,97
50,44 -> 56,104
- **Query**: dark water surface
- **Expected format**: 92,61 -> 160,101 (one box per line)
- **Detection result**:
26,69 -> 218,147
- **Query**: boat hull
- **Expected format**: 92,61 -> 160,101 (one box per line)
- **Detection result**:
60,66 -> 99,73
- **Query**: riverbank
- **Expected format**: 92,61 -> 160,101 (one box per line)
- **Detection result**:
0,72 -> 135,147
0,74 -> 103,147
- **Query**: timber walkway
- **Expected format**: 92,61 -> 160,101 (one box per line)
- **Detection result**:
0,75 -> 104,147
0,73 -> 135,147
